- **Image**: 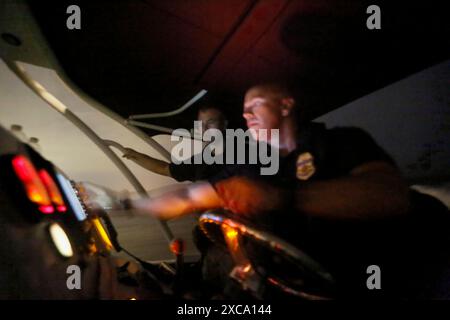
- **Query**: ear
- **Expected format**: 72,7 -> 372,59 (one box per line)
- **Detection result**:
280,98 -> 295,117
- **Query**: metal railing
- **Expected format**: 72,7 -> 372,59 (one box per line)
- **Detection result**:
128,89 -> 207,120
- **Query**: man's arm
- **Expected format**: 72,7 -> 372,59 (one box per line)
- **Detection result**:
127,161 -> 410,221
294,161 -> 410,219
211,161 -> 411,220
123,148 -> 171,177
131,182 -> 223,220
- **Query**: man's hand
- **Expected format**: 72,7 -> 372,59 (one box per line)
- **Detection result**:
122,148 -> 141,161
214,176 -> 285,217
76,181 -> 126,211
131,182 -> 223,220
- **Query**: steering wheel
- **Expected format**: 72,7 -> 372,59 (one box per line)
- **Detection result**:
198,210 -> 336,300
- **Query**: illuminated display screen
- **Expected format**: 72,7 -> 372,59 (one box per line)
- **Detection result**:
55,171 -> 87,221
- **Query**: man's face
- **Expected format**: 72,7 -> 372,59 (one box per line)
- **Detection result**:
197,108 -> 225,132
243,87 -> 283,141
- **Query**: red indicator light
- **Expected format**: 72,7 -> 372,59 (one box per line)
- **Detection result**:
56,205 -> 67,212
170,239 -> 185,255
39,205 -> 55,214
12,156 -> 52,208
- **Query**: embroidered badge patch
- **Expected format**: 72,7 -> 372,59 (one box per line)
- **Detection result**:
296,152 -> 316,180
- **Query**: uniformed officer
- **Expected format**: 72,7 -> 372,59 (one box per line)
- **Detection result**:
125,83 -> 449,298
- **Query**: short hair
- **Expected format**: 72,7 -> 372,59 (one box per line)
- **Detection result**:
197,103 -> 223,114
248,82 -> 304,121
247,82 -> 298,105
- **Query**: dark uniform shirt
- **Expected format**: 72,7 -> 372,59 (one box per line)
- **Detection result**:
168,145 -> 226,182
169,138 -> 253,182
208,122 -> 395,185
